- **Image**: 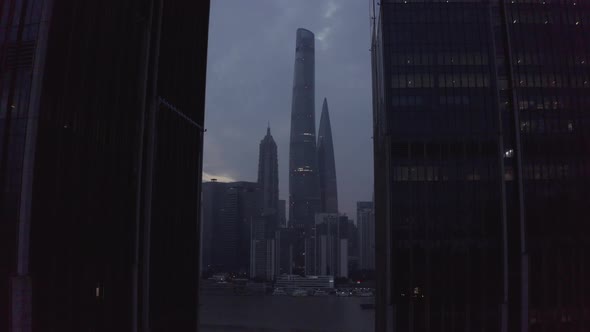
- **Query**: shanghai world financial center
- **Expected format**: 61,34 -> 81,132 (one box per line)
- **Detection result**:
372,0 -> 589,331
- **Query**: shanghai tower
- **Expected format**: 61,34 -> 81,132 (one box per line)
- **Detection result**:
317,98 -> 338,213
288,28 -> 320,229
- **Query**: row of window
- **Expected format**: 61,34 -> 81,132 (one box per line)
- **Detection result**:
392,74 -> 590,89
392,163 -> 584,182
520,119 -> 576,134
514,54 -> 588,66
391,141 -> 498,159
387,0 -> 581,3
509,9 -> 586,26
392,96 -> 480,106
389,26 -> 486,45
390,53 -> 590,67
510,0 -> 581,4
392,74 -> 491,88
393,94 -> 590,109
388,7 -> 488,24
390,53 -> 490,66
393,95 -> 473,107
515,74 -> 589,88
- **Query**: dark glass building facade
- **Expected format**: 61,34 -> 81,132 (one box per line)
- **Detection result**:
0,1 -> 210,331
372,1 -> 590,331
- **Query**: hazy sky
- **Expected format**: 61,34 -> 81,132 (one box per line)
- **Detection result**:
203,0 -> 374,219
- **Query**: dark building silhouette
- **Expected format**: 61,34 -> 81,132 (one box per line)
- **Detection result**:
288,28 -> 320,229
317,98 -> 339,214
276,227 -> 298,276
312,214 -> 349,278
372,1 -> 590,331
252,126 -> 280,280
357,201 -> 375,270
250,211 -> 276,280
0,1 -> 210,331
201,180 -> 228,273
288,28 -> 321,276
346,218 -> 360,274
201,181 -> 262,275
278,199 -> 287,227
258,125 -> 279,217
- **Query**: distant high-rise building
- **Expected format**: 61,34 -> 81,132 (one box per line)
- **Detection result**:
251,126 -> 280,280
317,98 -> 339,214
250,213 -> 276,281
278,199 -> 287,228
276,228 -> 297,275
201,180 -> 229,272
312,214 -> 349,278
0,1 -> 210,330
372,1 -> 590,331
288,28 -> 320,229
346,218 -> 360,273
201,181 -> 262,275
258,125 -> 279,216
356,202 -> 374,270
288,28 -> 321,276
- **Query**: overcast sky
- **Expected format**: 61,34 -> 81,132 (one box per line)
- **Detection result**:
203,0 -> 374,219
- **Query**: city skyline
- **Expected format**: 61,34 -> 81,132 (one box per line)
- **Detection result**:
203,0 -> 373,218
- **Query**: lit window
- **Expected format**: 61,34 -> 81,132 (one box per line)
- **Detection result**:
504,149 -> 514,158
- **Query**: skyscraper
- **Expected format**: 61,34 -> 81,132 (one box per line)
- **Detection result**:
202,181 -> 262,274
258,125 -> 279,218
288,28 -> 320,229
356,201 -> 374,270
313,214 -> 349,278
371,1 -> 590,331
201,180 -> 230,273
0,1 -> 210,330
317,98 -> 339,214
252,126 -> 279,280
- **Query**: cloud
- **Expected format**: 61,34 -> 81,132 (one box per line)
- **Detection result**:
202,172 -> 236,183
316,26 -> 333,51
324,1 -> 340,19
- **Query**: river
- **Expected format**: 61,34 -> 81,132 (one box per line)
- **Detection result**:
199,294 -> 374,332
